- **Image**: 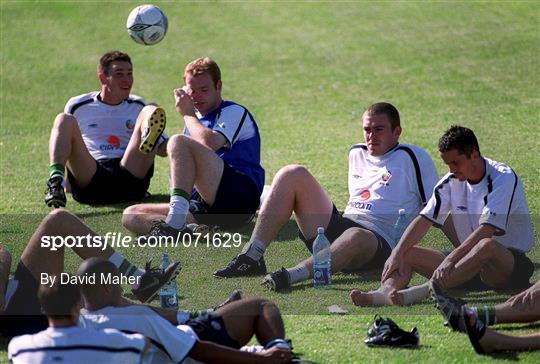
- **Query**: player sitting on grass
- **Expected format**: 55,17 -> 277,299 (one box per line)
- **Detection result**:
45,50 -> 168,207
351,125 -> 534,307
78,258 -> 294,364
430,280 -> 540,354
214,102 -> 439,293
8,282 -> 149,363
0,209 -> 180,338
122,57 -> 265,238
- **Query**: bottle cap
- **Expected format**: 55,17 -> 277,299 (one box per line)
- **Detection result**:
317,227 -> 325,234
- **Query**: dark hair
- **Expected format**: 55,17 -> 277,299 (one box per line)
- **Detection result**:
99,50 -> 132,76
438,125 -> 480,158
38,280 -> 81,317
365,102 -> 400,129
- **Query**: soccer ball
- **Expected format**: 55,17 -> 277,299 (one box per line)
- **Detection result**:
126,4 -> 168,45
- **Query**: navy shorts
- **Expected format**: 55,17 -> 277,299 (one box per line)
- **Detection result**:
299,205 -> 392,270
190,163 -> 261,229
0,261 -> 47,338
67,158 -> 153,204
186,312 -> 240,349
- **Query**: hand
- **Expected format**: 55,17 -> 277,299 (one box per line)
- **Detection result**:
173,87 -> 195,116
506,283 -> 540,309
381,252 -> 403,282
259,346 -> 293,364
431,259 -> 454,289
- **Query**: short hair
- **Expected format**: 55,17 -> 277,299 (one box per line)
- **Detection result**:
365,102 -> 400,130
438,125 -> 481,158
38,280 -> 81,317
183,57 -> 221,86
98,50 -> 132,76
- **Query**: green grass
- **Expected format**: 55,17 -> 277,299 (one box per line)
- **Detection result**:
1,1 -> 539,363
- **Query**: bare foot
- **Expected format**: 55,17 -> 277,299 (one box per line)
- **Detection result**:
389,289 -> 405,306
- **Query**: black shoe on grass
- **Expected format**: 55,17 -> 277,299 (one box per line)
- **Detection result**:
45,176 -> 66,208
213,254 -> 267,278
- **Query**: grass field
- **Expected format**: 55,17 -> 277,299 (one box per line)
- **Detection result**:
1,1 -> 539,362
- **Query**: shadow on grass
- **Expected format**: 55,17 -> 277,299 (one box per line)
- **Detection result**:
485,351 -> 519,361
493,322 -> 540,332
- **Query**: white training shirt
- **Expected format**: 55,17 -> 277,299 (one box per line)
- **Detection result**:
8,326 -> 145,364
421,158 -> 534,252
65,91 -> 168,160
80,305 -> 199,364
343,143 -> 439,248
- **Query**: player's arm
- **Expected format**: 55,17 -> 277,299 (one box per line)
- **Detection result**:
0,246 -> 12,312
382,215 -> 432,282
173,88 -> 227,150
156,139 -> 168,157
189,340 -> 292,364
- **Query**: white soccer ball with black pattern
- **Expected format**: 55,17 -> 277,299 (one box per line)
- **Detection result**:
126,4 -> 168,45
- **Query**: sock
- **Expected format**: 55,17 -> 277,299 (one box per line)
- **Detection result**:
165,188 -> 190,229
48,163 -> 65,180
241,238 -> 267,261
473,306 -> 497,326
370,291 -> 389,306
286,265 -> 309,284
399,282 -> 430,305
108,252 -> 144,289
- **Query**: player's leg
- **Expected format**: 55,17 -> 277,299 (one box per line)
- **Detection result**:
214,164 -> 334,278
464,311 -> 540,354
46,113 -> 96,207
263,227 -> 381,291
121,105 -> 165,178
436,238 -> 515,290
350,246 -> 444,306
215,298 -> 287,347
122,203 -> 169,234
142,134 -> 224,239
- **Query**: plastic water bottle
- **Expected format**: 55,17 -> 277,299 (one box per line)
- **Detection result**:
159,254 -> 178,309
394,209 -> 408,243
313,227 -> 332,288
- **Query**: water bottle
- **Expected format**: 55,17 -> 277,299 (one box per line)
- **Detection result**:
313,227 -> 332,288
159,254 -> 178,309
394,209 -> 407,244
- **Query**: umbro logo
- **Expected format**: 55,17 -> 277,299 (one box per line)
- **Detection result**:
218,122 -> 226,128
88,123 -> 98,128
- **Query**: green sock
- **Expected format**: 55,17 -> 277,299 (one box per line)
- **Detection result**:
48,163 -> 65,179
171,188 -> 190,200
475,305 -> 497,326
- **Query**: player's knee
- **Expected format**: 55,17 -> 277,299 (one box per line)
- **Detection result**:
53,112 -> 76,129
121,205 -> 143,227
275,164 -> 310,184
167,134 -> 190,155
46,208 -> 72,226
475,238 -> 498,258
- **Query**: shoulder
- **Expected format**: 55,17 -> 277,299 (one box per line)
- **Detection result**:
485,158 -> 517,186
434,172 -> 456,189
220,101 -> 250,117
349,143 -> 367,155
65,91 -> 98,114
394,143 -> 433,161
126,94 -> 146,107
8,333 -> 37,353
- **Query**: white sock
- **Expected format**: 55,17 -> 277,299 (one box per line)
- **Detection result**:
400,282 -> 430,305
108,252 -> 145,289
286,265 -> 309,284
371,291 -> 389,306
241,238 -> 266,261
165,195 -> 190,229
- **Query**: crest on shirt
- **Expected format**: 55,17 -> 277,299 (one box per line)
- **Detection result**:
125,119 -> 135,130
359,189 -> 371,201
380,170 -> 392,185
